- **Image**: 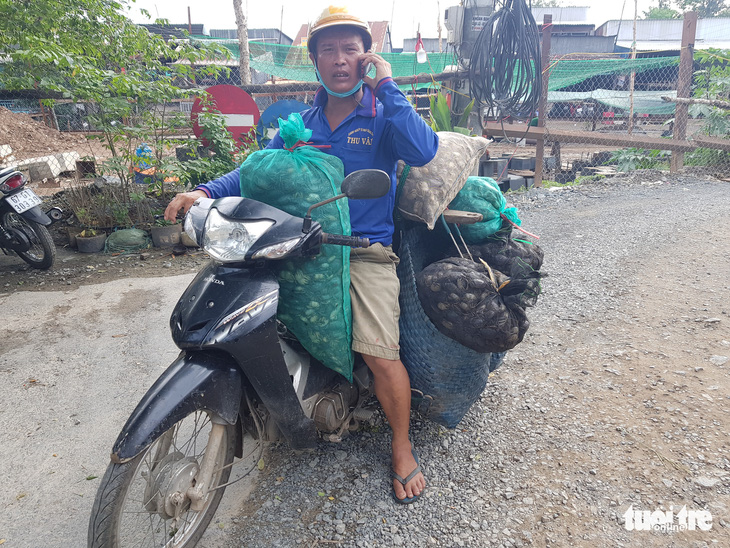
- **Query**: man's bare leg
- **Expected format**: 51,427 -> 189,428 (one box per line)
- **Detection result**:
362,354 -> 425,501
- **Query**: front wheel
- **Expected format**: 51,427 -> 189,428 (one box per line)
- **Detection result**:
1,211 -> 55,269
88,410 -> 236,548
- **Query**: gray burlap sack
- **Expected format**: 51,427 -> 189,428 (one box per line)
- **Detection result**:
397,132 -> 489,229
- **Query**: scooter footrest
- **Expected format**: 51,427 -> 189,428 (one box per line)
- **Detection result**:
352,408 -> 375,421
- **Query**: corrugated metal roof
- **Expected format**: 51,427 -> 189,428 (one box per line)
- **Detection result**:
617,40 -> 730,51
532,7 -> 590,23
210,29 -> 293,44
369,21 -> 391,53
403,37 -> 452,53
597,18 -> 730,42
140,23 -> 206,39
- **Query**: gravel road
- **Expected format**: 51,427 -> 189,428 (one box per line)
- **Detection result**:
1,171 -> 728,547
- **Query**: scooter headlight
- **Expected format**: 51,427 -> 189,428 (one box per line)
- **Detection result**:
251,237 -> 302,259
184,197 -> 215,245
202,208 -> 273,262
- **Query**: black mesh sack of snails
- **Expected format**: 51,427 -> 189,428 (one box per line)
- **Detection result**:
464,220 -> 544,273
416,257 -> 541,353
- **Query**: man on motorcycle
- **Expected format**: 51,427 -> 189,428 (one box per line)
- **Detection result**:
165,6 -> 439,504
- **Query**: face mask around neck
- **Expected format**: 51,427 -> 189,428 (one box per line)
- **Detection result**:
315,65 -> 364,98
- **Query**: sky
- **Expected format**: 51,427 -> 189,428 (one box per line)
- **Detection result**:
126,0 -> 661,48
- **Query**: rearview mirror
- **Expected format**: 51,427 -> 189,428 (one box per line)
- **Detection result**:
341,169 -> 390,200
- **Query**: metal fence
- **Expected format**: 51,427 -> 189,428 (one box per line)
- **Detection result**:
482,12 -> 730,189
1,13 -> 728,193
0,44 -> 458,186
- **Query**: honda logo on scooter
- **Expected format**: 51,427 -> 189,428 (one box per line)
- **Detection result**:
203,274 -> 225,286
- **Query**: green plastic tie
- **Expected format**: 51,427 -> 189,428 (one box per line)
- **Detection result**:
278,112 -> 312,149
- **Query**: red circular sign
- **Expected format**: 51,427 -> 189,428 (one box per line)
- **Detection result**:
191,85 -> 261,148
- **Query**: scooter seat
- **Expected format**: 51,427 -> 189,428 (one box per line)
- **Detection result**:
0,166 -> 17,178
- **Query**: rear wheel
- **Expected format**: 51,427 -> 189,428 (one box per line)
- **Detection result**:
1,211 -> 55,269
88,410 -> 236,548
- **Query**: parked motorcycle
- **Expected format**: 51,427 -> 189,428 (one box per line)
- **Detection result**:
88,169 -> 392,548
0,166 -> 61,270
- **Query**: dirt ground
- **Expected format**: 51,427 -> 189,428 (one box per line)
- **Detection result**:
0,235 -> 210,292
1,173 -> 728,547
505,207 -> 730,546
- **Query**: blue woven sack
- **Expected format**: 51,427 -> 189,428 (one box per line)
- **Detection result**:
398,226 -> 492,428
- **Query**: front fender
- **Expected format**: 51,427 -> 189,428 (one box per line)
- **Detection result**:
20,205 -> 52,226
111,352 -> 242,463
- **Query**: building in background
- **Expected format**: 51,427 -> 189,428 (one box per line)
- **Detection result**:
596,18 -> 730,53
139,23 -> 206,38
210,28 -> 293,45
291,21 -> 393,53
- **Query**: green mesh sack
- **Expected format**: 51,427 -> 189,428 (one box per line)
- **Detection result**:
448,176 -> 521,243
239,113 -> 354,380
104,228 -> 151,254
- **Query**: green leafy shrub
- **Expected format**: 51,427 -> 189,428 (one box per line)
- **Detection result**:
611,148 -> 670,172
177,94 -> 259,188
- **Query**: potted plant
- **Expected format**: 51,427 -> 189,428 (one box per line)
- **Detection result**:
67,225 -> 85,248
76,229 -> 107,253
150,218 -> 182,248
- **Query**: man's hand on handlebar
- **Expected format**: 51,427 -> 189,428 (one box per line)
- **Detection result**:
164,190 -> 207,223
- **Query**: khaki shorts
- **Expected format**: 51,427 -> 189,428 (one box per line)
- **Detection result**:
349,243 -> 401,361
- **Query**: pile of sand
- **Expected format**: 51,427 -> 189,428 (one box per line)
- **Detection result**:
0,107 -> 90,161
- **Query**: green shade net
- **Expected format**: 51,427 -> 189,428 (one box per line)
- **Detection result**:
546,57 -> 679,91
193,38 -> 458,82
192,38 -> 679,98
481,56 -> 679,95
548,89 -> 677,114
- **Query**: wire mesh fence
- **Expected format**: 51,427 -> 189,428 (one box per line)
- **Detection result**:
1,16 -> 728,200
530,54 -> 684,180
529,15 -> 730,185
0,43 -> 459,188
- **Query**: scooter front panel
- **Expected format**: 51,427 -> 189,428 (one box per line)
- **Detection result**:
171,262 -> 279,349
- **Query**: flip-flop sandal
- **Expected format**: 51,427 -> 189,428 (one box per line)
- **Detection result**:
392,450 -> 422,505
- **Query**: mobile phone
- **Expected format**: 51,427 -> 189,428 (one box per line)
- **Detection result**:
360,61 -> 374,79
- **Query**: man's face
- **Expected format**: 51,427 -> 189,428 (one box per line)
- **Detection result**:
310,27 -> 365,94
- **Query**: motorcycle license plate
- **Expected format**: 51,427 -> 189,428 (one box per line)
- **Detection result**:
7,188 -> 42,214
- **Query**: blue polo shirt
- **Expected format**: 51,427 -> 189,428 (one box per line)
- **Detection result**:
195,78 -> 438,246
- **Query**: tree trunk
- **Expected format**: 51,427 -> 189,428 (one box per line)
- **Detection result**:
233,0 -> 251,85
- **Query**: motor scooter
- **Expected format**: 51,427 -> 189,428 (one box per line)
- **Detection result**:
88,169 -> 391,548
0,166 -> 61,270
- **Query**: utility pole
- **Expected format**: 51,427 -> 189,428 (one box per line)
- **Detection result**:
233,0 -> 251,85
534,14 -> 552,188
628,0 -> 637,135
671,11 -> 697,172
437,1 -> 443,53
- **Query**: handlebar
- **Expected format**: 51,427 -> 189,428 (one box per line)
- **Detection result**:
321,233 -> 370,248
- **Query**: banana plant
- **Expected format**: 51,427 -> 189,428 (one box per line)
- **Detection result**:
428,91 -> 474,135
